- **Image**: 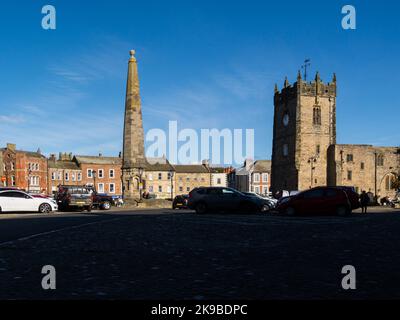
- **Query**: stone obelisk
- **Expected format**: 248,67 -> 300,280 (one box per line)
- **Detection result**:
122,50 -> 147,203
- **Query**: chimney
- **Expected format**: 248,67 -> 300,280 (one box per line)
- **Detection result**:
49,154 -> 56,162
7,143 -> 16,151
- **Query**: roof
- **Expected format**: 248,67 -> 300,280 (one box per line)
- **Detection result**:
1,148 -> 45,159
209,167 -> 227,174
48,160 -> 80,170
173,164 -> 209,173
145,158 -> 174,172
74,156 -> 122,165
252,160 -> 271,173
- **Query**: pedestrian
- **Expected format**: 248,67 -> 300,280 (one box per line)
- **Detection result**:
360,191 -> 369,214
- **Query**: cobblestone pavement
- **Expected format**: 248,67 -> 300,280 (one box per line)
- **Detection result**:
0,207 -> 399,299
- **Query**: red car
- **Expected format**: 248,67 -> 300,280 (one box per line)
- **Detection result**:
277,187 -> 352,216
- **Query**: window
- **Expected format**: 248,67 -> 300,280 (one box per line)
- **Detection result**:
186,187 -> 190,192
360,162 -> 365,170
254,186 -> 260,194
303,189 -> 324,198
109,169 -> 115,179
316,145 -> 320,155
201,178 -> 205,182
347,170 -> 352,181
346,154 -> 354,162
377,155 -> 384,166
262,173 -> 268,182
283,144 -> 289,157
167,186 -> 171,193
148,174 -> 153,181
65,172 -> 69,181
98,183 -> 104,193
179,186 -> 183,192
186,177 -> 190,182
158,173 -> 162,180
71,173 -> 76,181
313,107 -> 321,125
77,172 -> 82,181
98,169 -> 104,178
11,162 -> 15,171
149,186 -> 154,192
109,183 -> 115,194
253,173 -> 260,182
167,172 -> 172,180
11,176 -> 16,186
217,178 -> 222,185
263,187 -> 269,195
30,176 -> 39,186
87,169 -> 93,178
158,185 -> 162,192
51,172 -> 56,180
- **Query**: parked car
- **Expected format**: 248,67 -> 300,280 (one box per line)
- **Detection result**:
277,187 -> 352,216
0,190 -> 58,213
333,186 -> 360,210
188,187 -> 271,214
56,185 -> 93,212
86,187 -> 114,210
172,195 -> 189,209
242,192 -> 276,211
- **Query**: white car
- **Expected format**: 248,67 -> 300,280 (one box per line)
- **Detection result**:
0,190 -> 58,213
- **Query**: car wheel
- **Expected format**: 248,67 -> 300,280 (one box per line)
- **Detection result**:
336,205 -> 350,217
285,206 -> 296,216
195,202 -> 207,214
260,203 -> 271,213
101,201 -> 111,210
39,203 -> 52,214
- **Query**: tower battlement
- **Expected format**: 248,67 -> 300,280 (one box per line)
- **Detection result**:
274,72 -> 337,104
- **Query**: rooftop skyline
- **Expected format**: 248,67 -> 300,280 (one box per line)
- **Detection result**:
0,0 -> 399,165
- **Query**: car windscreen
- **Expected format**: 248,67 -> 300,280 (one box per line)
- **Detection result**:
67,188 -> 90,194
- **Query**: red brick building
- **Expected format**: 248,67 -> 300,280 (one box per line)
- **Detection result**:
74,155 -> 123,195
0,143 -> 48,193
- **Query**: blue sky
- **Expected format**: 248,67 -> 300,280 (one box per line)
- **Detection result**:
0,0 -> 399,165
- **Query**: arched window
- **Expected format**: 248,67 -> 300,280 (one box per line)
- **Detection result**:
313,107 -> 321,125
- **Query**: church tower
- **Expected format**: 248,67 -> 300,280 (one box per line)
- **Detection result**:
271,72 -> 337,192
122,50 -> 147,202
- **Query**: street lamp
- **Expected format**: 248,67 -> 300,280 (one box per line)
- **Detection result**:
169,170 -> 174,200
27,169 -> 32,193
138,167 -> 144,200
92,170 -> 97,192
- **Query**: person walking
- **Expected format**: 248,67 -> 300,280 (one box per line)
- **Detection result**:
360,191 -> 369,214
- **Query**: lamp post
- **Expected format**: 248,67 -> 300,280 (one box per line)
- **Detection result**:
27,169 -> 32,193
92,170 -> 97,192
169,170 -> 174,200
138,167 -> 144,200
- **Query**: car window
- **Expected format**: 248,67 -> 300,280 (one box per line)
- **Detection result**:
207,188 -> 222,195
302,189 -> 324,199
325,189 -> 338,197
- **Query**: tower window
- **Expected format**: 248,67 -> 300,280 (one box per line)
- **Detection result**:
316,145 -> 320,154
313,107 -> 321,125
347,170 -> 352,181
346,154 -> 354,162
361,162 -> 365,170
283,144 -> 289,157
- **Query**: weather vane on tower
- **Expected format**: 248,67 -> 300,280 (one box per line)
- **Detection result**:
301,59 -> 311,81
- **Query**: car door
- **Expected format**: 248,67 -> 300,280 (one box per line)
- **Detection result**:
0,191 -> 15,212
17,192 -> 37,212
205,188 -> 222,210
221,188 -> 241,210
298,189 -> 325,215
